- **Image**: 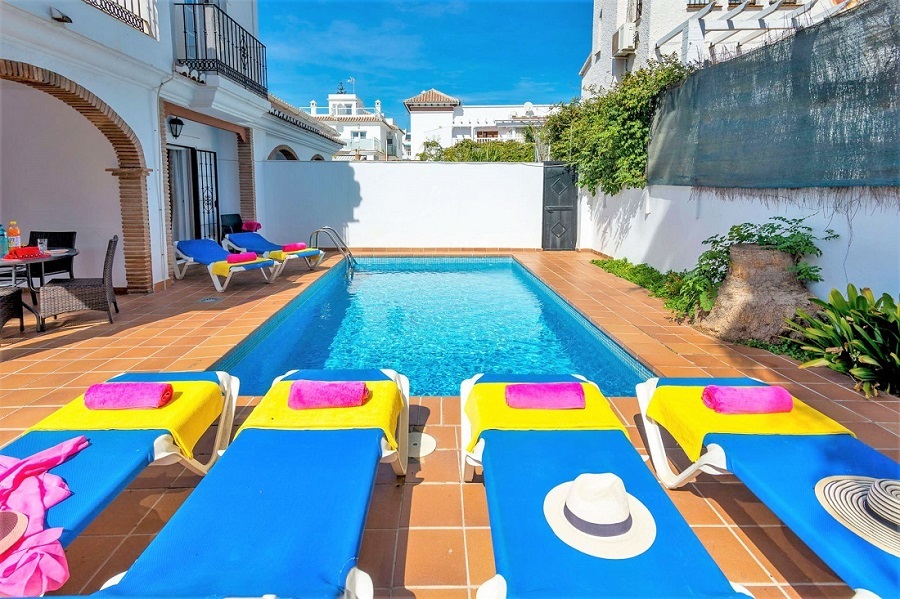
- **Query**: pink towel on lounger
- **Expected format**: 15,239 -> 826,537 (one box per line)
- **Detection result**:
84,383 -> 174,410
226,252 -> 257,264
282,242 -> 307,252
505,382 -> 586,409
288,381 -> 369,409
701,385 -> 793,414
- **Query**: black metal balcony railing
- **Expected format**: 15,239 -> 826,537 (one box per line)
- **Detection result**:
175,3 -> 267,97
82,0 -> 154,36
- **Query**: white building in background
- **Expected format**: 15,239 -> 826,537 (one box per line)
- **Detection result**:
580,0 -> 851,96
404,89 -> 553,160
0,0 -> 341,293
303,84 -> 406,161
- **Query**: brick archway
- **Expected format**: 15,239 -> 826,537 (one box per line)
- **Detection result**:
0,60 -> 153,292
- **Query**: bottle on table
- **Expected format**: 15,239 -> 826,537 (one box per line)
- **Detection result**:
0,224 -> 7,256
7,221 -> 21,250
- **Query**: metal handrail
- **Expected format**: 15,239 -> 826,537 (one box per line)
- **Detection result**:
309,227 -> 357,272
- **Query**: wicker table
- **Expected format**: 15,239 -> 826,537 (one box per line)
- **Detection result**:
0,248 -> 79,315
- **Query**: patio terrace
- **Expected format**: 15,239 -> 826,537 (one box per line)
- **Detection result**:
1,251 -> 897,598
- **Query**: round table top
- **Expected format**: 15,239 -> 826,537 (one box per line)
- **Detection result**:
0,248 -> 79,265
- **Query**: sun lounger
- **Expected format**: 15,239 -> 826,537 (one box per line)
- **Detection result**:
173,238 -> 277,292
0,371 -> 237,547
461,374 -> 750,598
223,232 -> 325,277
98,368 -> 409,599
636,377 -> 900,598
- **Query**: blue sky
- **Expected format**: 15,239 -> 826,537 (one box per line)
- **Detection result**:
258,0 -> 592,130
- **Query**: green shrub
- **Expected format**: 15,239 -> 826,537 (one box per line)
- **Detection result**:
785,285 -> 900,397
591,258 -> 674,296
740,339 -> 815,363
416,139 -> 534,162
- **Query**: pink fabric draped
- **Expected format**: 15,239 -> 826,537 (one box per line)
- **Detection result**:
0,435 -> 89,596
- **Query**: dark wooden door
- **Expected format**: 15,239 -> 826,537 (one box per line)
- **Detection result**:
542,162 -> 577,250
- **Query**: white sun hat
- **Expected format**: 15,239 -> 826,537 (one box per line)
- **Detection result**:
543,472 -> 656,559
815,476 -> 900,557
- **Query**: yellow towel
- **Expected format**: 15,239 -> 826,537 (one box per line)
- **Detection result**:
464,382 -> 626,452
267,249 -> 319,262
238,379 -> 403,448
646,385 -> 854,461
29,381 -> 224,460
210,258 -> 270,278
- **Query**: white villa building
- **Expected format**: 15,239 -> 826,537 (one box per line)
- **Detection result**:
580,0 -> 851,95
303,84 -> 406,161
404,89 -> 553,160
0,0 -> 342,293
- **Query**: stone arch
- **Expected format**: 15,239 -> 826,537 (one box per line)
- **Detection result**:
311,154 -> 326,161
0,60 -> 153,292
267,144 -> 299,160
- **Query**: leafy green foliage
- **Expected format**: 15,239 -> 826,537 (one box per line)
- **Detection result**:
416,139 -> 534,162
671,216 -> 838,321
785,285 -> 900,397
740,339 -> 815,363
541,55 -> 695,195
591,258 -> 677,297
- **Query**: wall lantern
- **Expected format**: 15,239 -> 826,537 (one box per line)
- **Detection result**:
168,116 -> 184,139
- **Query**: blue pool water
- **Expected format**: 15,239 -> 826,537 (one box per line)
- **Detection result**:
216,257 -> 652,396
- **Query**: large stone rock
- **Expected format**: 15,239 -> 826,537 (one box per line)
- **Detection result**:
699,244 -> 815,342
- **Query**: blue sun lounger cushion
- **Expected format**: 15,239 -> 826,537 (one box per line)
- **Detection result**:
97,369 -> 409,598
462,374 -> 747,598
638,377 -> 900,598
0,371 -> 235,547
173,238 -> 276,292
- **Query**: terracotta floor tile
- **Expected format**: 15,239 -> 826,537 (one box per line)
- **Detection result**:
81,489 -> 166,536
844,421 -> 899,450
413,398 -> 441,427
54,535 -> 125,594
441,397 -> 461,425
465,528 -> 495,587
367,483 -> 405,530
0,405 -> 58,428
693,482 -> 783,527
781,584 -> 855,598
461,483 -> 490,528
742,585 -> 791,598
392,589 -> 471,598
733,526 -> 841,585
394,529 -> 468,587
401,483 -> 463,528
134,488 -> 192,534
406,451 -> 461,484
692,527 -> 773,584
420,425 -> 458,451
81,534 -> 156,594
359,528 -> 398,589
664,487 -> 725,526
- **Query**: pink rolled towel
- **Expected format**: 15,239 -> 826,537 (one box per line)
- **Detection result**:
226,251 -> 257,264
288,380 -> 369,409
241,221 -> 262,232
505,382 -> 586,409
84,382 -> 174,410
282,242 -> 307,252
701,385 -> 793,414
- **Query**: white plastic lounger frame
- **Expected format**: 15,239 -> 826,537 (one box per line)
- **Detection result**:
636,377 -> 734,490
134,371 -> 238,476
172,244 -> 277,292
222,236 -> 326,277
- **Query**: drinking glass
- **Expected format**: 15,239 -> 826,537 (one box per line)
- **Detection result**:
37,238 -> 48,253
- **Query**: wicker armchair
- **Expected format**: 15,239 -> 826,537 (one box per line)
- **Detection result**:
0,287 -> 24,333
36,236 -> 119,332
28,230 -> 76,280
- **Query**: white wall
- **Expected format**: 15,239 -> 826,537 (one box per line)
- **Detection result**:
258,162 -> 546,249
408,110 -> 454,159
0,81 -> 127,286
578,185 -> 900,298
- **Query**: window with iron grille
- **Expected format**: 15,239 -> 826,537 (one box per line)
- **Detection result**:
81,0 -> 157,36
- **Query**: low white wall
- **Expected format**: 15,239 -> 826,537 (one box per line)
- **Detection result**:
259,162 -> 546,249
578,184 -> 900,298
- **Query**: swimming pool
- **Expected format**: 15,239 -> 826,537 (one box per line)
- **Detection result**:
216,257 -> 653,396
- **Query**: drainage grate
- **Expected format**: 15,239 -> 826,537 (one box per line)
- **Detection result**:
197,297 -> 222,303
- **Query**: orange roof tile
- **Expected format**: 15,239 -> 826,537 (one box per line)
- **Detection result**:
403,89 -> 461,109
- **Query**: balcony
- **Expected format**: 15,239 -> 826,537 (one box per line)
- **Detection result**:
174,3 -> 267,97
82,0 -> 156,36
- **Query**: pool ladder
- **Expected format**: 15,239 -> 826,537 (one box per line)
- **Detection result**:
309,226 -> 358,275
